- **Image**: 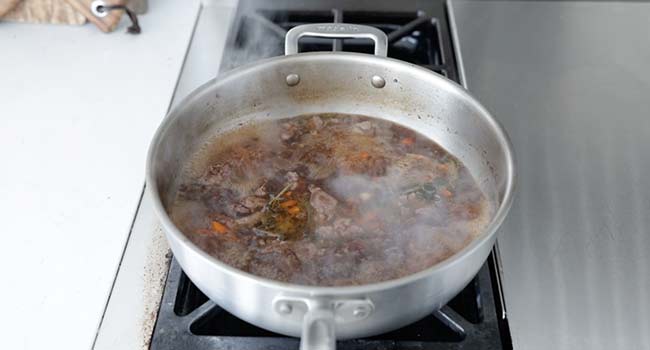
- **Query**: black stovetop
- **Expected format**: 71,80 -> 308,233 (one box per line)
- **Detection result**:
150,1 -> 511,349
219,0 -> 459,79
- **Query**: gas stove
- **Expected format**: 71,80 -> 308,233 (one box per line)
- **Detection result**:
147,1 -> 512,349
151,257 -> 506,350
218,0 -> 459,78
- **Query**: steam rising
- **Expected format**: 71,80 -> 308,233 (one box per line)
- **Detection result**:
170,114 -> 494,286
220,12 -> 289,71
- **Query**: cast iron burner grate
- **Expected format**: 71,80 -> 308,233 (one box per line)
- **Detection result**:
150,1 -> 511,349
151,257 -> 507,350
219,1 -> 458,80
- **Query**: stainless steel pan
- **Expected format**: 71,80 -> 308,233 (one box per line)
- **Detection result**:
147,23 -> 516,350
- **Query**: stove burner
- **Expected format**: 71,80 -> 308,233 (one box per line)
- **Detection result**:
221,8 -> 457,80
150,1 -> 511,348
151,258 -> 506,350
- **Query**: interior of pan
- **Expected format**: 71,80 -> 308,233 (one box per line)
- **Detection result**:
148,52 -> 514,254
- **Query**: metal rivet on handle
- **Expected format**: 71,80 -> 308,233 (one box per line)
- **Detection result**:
353,306 -> 370,318
371,75 -> 386,88
91,0 -> 108,17
286,73 -> 300,86
277,302 -> 293,314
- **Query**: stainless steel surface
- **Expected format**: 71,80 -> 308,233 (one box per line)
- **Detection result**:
450,2 -> 650,349
285,23 -> 388,57
147,25 -> 515,348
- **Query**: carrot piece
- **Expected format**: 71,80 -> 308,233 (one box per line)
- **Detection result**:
441,188 -> 453,198
401,137 -> 415,145
280,199 -> 298,208
359,151 -> 370,159
283,191 -> 293,198
288,206 -> 301,215
211,221 -> 230,234
435,163 -> 449,172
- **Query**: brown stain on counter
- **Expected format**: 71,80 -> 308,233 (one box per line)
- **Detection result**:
140,224 -> 171,349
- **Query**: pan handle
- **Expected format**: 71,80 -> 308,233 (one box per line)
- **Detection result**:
274,297 -> 374,350
285,23 -> 388,57
300,306 -> 336,350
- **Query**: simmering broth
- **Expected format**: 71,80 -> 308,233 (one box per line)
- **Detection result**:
170,114 -> 492,286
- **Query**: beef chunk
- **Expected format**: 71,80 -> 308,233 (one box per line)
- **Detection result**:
414,202 -> 450,226
235,211 -> 263,227
452,202 -> 482,221
281,121 -> 299,141
404,226 -> 456,272
231,203 -> 251,215
249,245 -> 301,282
285,171 -> 300,190
308,185 -> 338,224
387,153 -> 438,187
314,225 -> 335,239
339,153 -> 388,177
202,188 -> 238,216
308,116 -> 324,130
254,183 -> 268,197
177,183 -> 207,200
214,240 -> 252,270
318,251 -> 355,283
351,121 -> 374,134
242,196 -> 267,211
355,259 -> 389,284
228,195 -> 267,216
204,163 -> 232,185
315,218 -> 364,240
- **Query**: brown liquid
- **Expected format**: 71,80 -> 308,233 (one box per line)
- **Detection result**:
170,114 -> 491,286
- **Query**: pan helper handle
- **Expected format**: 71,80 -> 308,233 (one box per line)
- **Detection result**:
274,296 -> 374,350
300,305 -> 336,350
285,23 -> 388,57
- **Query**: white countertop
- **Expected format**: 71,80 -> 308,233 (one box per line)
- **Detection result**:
93,3 -> 237,349
0,1 -> 200,349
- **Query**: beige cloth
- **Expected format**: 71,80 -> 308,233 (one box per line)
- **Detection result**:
1,0 -> 86,25
0,0 -> 21,17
